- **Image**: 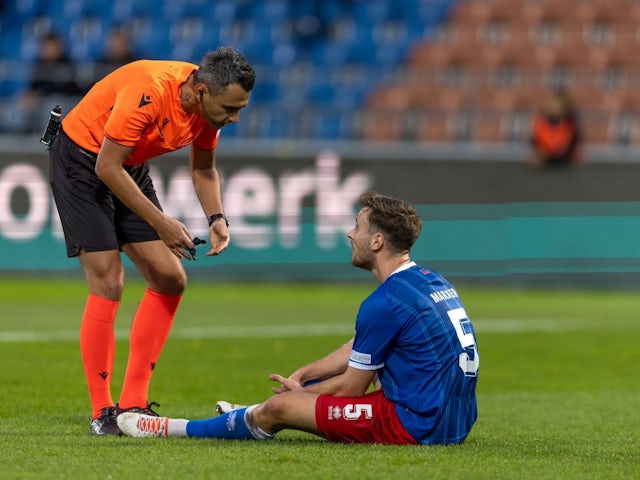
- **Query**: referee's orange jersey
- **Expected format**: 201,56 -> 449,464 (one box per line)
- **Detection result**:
62,60 -> 220,166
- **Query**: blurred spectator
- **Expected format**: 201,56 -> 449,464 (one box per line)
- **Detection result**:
292,2 -> 330,48
91,26 -> 139,83
529,89 -> 582,168
28,32 -> 82,96
5,32 -> 82,134
100,26 -> 137,65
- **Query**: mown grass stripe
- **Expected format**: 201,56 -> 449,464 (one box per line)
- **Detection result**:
0,318 -> 606,343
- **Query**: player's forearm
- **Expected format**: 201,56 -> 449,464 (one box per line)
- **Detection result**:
292,361 -> 345,385
293,338 -> 354,384
302,366 -> 372,397
97,164 -> 165,228
192,166 -> 224,217
302,375 -> 351,395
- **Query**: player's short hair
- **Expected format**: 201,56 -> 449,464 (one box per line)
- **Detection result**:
195,46 -> 256,95
360,191 -> 421,253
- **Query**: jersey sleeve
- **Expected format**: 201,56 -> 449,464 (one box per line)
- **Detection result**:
349,292 -> 402,371
103,83 -> 160,147
193,127 -> 220,151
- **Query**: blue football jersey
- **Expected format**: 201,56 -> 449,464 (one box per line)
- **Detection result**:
349,262 -> 479,444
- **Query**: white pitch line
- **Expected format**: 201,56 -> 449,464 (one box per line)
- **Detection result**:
0,324 -> 354,343
0,318 -> 607,343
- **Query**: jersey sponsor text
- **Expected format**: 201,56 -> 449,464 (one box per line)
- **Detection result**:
350,350 -> 372,365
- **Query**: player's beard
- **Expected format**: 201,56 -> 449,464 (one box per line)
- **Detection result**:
350,248 -> 374,271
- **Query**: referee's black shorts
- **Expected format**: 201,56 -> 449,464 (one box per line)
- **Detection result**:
49,130 -> 162,258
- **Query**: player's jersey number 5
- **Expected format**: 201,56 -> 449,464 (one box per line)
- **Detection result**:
447,308 -> 480,377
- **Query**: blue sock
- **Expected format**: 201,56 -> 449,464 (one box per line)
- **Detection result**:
186,408 -> 255,439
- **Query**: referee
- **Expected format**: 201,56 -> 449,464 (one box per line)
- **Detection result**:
48,47 -> 255,435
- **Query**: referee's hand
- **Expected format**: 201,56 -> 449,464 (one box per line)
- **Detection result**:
207,218 -> 230,256
157,216 -> 196,260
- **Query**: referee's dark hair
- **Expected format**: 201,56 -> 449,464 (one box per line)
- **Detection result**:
360,192 -> 422,253
195,46 -> 256,95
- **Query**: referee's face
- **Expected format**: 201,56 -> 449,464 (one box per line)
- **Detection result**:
200,83 -> 251,130
348,208 -> 375,271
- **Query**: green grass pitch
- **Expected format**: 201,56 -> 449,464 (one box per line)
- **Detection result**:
0,277 -> 638,479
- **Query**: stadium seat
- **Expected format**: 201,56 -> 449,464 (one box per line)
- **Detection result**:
67,16 -> 105,61
449,1 -> 493,25
162,0 -> 213,21
350,1 -> 393,24
359,108 -> 404,141
608,110 -> 640,145
248,80 -> 281,103
581,112 -> 612,144
305,109 -> 355,139
500,109 -> 533,143
249,0 -> 289,23
365,85 -> 413,110
169,17 -> 206,46
472,111 -> 504,143
128,16 -> 173,59
306,81 -> 336,104
208,0 -> 238,23
414,110 -> 473,142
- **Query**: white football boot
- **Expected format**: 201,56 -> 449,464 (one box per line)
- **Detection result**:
215,400 -> 248,414
117,412 -> 170,437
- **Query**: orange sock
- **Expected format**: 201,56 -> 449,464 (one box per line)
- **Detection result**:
80,293 -> 120,419
118,288 -> 181,409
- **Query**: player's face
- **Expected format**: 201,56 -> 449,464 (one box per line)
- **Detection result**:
347,208 -> 375,271
200,83 -> 251,130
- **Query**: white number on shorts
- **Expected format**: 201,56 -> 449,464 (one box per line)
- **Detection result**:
343,404 -> 373,420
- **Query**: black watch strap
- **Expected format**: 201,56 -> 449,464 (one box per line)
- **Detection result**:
208,213 -> 229,227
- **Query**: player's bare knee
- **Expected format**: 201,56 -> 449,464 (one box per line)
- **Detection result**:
84,268 -> 125,300
259,395 -> 289,426
169,270 -> 187,294
149,269 -> 187,296
102,282 -> 124,300
249,403 -> 274,432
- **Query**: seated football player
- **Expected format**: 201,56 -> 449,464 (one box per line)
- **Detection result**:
117,192 -> 480,445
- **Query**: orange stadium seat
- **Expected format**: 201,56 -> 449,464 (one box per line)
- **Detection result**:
409,84 -> 471,110
475,85 -> 533,111
366,85 -> 414,110
406,42 -> 450,69
359,109 -> 404,142
428,23 -> 479,48
448,1 -> 494,25
472,111 -> 504,142
581,113 -> 612,144
569,85 -> 621,111
414,110 -> 464,142
619,90 -> 640,109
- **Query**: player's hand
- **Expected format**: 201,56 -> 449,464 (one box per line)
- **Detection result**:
269,374 -> 302,394
156,215 -> 196,260
207,218 -> 230,256
286,369 -> 305,385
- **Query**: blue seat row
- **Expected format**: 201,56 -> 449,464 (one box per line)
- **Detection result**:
2,0 -> 458,61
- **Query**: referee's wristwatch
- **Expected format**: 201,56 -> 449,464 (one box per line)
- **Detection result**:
208,213 -> 229,228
